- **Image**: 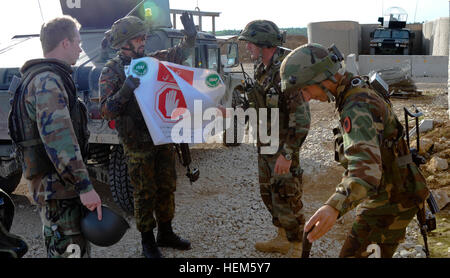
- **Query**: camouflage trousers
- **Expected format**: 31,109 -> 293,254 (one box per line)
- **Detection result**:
339,203 -> 419,258
124,143 -> 177,233
39,198 -> 90,258
258,153 -> 305,242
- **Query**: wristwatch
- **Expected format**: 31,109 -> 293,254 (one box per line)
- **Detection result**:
283,153 -> 292,161
281,144 -> 293,161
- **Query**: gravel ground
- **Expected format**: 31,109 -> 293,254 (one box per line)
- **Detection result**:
8,67 -> 448,258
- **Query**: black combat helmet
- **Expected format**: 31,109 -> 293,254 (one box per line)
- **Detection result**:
81,205 -> 130,247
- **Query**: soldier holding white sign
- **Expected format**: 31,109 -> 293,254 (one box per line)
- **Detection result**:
99,13 -> 196,258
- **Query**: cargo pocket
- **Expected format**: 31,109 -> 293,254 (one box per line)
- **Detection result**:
279,181 -> 301,199
51,199 -> 83,236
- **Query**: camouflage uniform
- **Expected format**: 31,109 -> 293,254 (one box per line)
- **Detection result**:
240,20 -> 311,242
11,59 -> 92,257
327,73 -> 429,258
280,44 -> 430,258
251,51 -> 311,242
99,41 -> 192,233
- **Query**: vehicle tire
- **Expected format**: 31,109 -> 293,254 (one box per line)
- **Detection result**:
403,48 -> 409,55
369,48 -> 376,55
0,171 -> 22,195
223,89 -> 247,147
108,145 -> 134,214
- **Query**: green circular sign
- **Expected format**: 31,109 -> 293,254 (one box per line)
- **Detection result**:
205,74 -> 221,88
132,61 -> 148,76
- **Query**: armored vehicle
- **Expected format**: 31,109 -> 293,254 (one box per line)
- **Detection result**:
369,7 -> 415,55
0,0 -> 245,213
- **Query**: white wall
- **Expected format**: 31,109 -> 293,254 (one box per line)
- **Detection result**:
358,55 -> 449,83
307,21 -> 360,58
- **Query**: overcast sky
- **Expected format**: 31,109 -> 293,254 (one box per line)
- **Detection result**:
0,0 -> 448,44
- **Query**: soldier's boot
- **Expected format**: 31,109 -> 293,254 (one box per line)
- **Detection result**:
156,221 -> 191,250
141,231 -> 163,258
254,227 -> 290,254
286,241 -> 302,258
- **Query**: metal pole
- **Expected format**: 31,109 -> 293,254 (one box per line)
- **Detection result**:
37,0 -> 45,23
173,13 -> 177,29
414,0 -> 419,23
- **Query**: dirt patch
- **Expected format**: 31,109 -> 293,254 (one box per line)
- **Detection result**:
416,121 -> 450,193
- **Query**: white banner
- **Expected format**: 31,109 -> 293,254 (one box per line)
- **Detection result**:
125,57 -> 226,145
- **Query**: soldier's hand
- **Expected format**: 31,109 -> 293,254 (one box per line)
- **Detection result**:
304,205 -> 339,243
80,189 -> 103,221
274,154 -> 292,175
124,75 -> 141,90
119,75 -> 141,99
180,12 -> 197,40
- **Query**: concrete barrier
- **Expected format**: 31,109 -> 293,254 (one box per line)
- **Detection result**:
358,55 -> 449,83
358,55 -> 412,75
307,21 -> 360,58
422,17 -> 449,56
411,56 -> 449,77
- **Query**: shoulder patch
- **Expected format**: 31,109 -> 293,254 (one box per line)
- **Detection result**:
343,117 -> 352,133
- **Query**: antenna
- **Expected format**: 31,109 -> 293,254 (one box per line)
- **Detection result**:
414,0 -> 419,23
37,0 -> 45,23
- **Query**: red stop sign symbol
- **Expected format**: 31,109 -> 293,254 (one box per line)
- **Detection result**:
156,86 -> 187,122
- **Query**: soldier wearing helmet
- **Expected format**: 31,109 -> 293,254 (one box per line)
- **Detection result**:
280,43 -> 430,257
99,13 -> 197,258
238,20 -> 311,257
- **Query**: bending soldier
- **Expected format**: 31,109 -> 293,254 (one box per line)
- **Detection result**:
238,20 -> 311,257
8,16 -> 102,258
280,43 -> 430,258
99,14 -> 196,258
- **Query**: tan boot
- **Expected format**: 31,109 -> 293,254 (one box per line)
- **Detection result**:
286,241 -> 302,258
254,227 -> 291,254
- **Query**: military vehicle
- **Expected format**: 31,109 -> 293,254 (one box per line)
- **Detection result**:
0,0 -> 246,213
369,7 -> 415,55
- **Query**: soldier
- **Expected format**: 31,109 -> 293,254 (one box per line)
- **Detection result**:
280,43 -> 430,258
238,20 -> 311,257
8,16 -> 102,258
99,14 -> 196,258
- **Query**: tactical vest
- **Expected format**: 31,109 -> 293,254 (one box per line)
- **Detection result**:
104,57 -> 153,146
250,51 -> 286,110
249,51 -> 290,149
334,79 -> 429,207
8,60 -> 90,180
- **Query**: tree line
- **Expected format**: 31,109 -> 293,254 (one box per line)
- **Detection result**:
214,27 -> 307,37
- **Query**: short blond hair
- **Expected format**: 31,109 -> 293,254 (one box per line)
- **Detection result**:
40,16 -> 81,54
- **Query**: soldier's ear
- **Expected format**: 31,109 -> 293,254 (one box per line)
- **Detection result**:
61,38 -> 71,49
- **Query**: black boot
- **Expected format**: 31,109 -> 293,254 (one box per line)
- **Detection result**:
157,221 -> 191,250
141,231 -> 163,258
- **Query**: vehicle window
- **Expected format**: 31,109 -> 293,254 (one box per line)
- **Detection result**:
392,30 -> 409,39
207,48 -> 219,71
172,38 -> 181,47
374,30 -> 392,38
182,48 -> 195,67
